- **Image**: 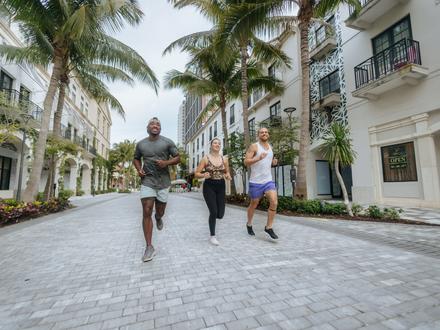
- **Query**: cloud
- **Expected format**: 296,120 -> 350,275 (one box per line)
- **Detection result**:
108,1 -> 211,145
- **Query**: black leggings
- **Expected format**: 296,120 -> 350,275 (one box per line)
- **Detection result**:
202,179 -> 225,236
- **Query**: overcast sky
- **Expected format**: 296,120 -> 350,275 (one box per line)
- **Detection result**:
108,1 -> 211,146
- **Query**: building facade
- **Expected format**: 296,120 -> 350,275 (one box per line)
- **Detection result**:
0,16 -> 112,199
341,0 -> 440,208
181,0 -> 440,208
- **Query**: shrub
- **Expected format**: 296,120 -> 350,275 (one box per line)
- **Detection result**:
225,194 -> 249,205
76,190 -> 85,196
292,199 -> 322,214
366,205 -> 384,219
58,189 -> 74,201
383,207 -> 401,220
0,198 -> 71,225
118,189 -> 131,193
352,203 -> 363,216
322,202 -> 347,215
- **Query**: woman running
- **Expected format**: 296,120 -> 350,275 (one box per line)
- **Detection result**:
195,138 -> 231,245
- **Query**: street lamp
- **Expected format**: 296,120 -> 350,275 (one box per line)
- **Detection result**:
283,107 -> 297,197
16,113 -> 33,201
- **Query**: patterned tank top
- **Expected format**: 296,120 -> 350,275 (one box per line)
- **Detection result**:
205,155 -> 226,180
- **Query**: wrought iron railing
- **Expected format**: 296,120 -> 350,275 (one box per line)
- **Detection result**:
310,25 -> 335,51
89,146 -> 97,155
260,115 -> 282,128
354,39 -> 421,89
0,88 -> 43,122
348,0 -> 372,16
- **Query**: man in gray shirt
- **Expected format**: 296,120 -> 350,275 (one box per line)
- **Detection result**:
133,117 -> 180,262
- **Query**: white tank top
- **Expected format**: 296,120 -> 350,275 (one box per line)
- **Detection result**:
249,142 -> 273,184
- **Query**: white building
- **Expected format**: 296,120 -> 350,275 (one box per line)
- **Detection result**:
0,16 -> 111,199
184,30 -> 302,195
341,0 -> 440,208
177,100 -> 185,147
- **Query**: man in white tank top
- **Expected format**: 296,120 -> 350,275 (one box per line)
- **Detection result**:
244,127 -> 279,239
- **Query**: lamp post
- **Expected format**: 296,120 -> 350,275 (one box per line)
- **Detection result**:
283,107 -> 297,197
16,113 -> 33,201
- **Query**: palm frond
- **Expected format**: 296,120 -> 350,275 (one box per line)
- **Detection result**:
0,44 -> 50,66
162,30 -> 214,56
252,36 -> 292,68
79,63 -> 135,85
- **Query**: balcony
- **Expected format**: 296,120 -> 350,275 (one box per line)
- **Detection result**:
260,115 -> 282,128
88,146 -> 97,156
345,0 -> 409,30
352,39 -> 428,100
312,92 -> 341,111
0,88 -> 43,126
310,26 -> 337,61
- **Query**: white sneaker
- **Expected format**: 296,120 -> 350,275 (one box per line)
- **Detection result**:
209,236 -> 219,246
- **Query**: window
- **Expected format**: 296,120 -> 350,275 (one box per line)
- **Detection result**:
19,85 -> 30,102
192,157 -> 195,170
248,118 -> 256,139
196,155 -> 199,165
201,133 -> 204,146
85,102 -> 89,117
214,121 -> 218,137
71,85 -> 77,103
0,71 -> 13,90
197,138 -> 199,150
229,104 -> 235,125
209,126 -> 212,141
313,16 -> 335,49
192,142 -> 195,153
268,64 -> 276,78
202,151 -> 204,158
97,111 -> 101,130
270,101 -> 281,117
319,70 -> 340,99
0,156 -> 12,190
373,16 -> 412,55
381,142 -> 417,182
80,95 -> 84,112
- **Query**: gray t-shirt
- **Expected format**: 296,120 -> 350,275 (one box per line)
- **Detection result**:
134,136 -> 179,189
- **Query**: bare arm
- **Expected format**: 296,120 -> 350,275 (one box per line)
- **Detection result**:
133,159 -> 145,177
224,157 -> 232,180
195,157 -> 210,179
244,143 -> 266,167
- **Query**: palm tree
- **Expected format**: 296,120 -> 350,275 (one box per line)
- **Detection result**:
220,0 -> 361,199
168,0 -> 291,147
164,39 -> 284,193
320,123 -> 356,216
110,139 -> 136,189
0,0 -> 158,201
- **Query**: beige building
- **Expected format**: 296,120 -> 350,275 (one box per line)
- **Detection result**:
342,0 -> 440,208
0,16 -> 111,199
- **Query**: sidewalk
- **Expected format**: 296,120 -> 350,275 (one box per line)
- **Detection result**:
0,193 -> 439,329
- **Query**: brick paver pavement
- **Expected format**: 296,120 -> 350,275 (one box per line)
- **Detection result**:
1,193 -> 440,330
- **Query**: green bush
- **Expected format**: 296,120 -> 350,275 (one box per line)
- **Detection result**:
76,190 -> 85,196
58,189 -> 74,201
352,203 -> 363,216
118,189 -> 131,193
292,199 -> 322,214
366,205 -> 384,219
322,202 -> 347,215
383,207 -> 401,220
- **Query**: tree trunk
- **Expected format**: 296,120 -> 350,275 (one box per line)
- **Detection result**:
219,95 -> 236,195
240,43 -> 250,147
22,54 -> 64,202
334,157 -> 353,216
43,80 -> 67,200
294,13 -> 312,200
53,80 -> 67,137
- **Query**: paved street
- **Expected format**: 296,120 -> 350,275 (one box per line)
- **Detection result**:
1,193 -> 440,330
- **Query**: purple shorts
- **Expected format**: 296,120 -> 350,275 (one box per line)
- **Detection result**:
248,181 -> 276,200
